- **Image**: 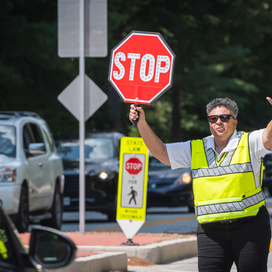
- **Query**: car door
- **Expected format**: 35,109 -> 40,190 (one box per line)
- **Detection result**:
23,123 -> 50,211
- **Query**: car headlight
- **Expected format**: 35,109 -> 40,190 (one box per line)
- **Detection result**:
0,168 -> 16,182
173,173 -> 191,186
99,172 -> 108,180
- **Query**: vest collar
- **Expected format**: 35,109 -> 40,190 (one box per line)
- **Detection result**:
206,129 -> 240,155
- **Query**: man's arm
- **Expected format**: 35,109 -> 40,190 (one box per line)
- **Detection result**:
262,97 -> 272,150
129,104 -> 170,165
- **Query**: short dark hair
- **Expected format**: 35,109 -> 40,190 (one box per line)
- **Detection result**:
206,98 -> 239,118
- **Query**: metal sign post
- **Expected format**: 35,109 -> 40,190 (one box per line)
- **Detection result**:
79,0 -> 85,235
57,0 -> 108,235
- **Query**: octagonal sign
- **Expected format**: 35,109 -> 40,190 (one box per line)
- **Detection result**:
108,31 -> 175,105
125,157 -> 143,175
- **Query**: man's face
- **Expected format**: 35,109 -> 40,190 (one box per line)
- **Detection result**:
208,106 -> 238,142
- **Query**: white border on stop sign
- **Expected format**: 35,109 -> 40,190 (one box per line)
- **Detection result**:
108,30 -> 176,105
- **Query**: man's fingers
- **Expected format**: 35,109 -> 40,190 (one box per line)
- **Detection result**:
129,106 -> 138,122
266,97 -> 272,105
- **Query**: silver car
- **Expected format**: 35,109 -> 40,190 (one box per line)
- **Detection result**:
0,111 -> 64,233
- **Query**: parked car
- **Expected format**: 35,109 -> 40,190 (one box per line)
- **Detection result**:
0,111 -> 64,233
0,205 -> 76,272
262,153 -> 272,196
147,154 -> 194,212
55,132 -> 124,221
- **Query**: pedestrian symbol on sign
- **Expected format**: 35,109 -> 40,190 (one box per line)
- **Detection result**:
128,187 -> 137,205
121,153 -> 145,209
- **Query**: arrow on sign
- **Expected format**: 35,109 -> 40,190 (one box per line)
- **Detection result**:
58,74 -> 108,121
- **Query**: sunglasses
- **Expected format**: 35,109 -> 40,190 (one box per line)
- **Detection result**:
207,114 -> 235,123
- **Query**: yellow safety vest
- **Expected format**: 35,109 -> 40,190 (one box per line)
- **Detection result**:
191,131 -> 265,223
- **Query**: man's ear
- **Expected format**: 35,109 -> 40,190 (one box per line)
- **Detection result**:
235,120 -> 238,128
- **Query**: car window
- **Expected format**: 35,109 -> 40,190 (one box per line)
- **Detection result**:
57,138 -> 114,162
23,124 -> 35,150
29,123 -> 45,145
23,123 -> 47,154
43,129 -> 54,153
0,126 -> 16,158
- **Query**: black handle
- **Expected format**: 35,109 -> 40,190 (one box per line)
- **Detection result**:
132,104 -> 140,127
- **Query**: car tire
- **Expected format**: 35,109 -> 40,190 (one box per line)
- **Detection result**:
41,184 -> 62,230
15,186 -> 29,233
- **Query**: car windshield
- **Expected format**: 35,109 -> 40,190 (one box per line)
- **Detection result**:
0,126 -> 16,158
149,156 -> 171,170
57,138 -> 114,163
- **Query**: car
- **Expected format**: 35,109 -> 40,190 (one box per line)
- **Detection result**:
147,154 -> 194,212
0,111 -> 64,233
262,153 -> 272,196
55,132 -> 124,221
0,205 -> 76,272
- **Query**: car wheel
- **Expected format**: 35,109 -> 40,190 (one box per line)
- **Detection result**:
41,184 -> 62,230
15,186 -> 29,233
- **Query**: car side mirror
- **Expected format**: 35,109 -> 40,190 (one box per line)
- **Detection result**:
28,226 -> 77,269
28,143 -> 46,156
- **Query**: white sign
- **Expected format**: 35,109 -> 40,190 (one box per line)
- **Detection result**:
58,0 -> 107,58
121,154 -> 145,209
58,74 -> 108,121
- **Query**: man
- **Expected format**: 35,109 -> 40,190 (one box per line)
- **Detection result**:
129,97 -> 272,272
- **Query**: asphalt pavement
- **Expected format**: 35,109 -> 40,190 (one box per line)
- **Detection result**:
126,251 -> 272,272
24,193 -> 272,271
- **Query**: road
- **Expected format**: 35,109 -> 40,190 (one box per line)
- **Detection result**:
126,253 -> 272,272
61,206 -> 197,234
29,193 -> 272,271
60,192 -> 272,235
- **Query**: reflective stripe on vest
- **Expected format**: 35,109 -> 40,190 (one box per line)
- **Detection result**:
191,132 -> 264,223
195,190 -> 265,217
192,162 -> 253,178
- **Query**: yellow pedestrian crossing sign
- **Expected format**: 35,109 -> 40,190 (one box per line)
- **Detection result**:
116,137 -> 149,239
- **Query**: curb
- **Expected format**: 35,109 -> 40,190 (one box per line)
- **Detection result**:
46,252 -> 127,272
34,237 -> 197,272
77,236 -> 197,264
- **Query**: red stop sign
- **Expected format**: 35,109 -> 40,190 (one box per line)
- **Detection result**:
108,31 -> 175,105
125,157 -> 143,175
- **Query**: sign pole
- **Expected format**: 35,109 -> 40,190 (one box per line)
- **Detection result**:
58,0 -> 108,235
79,0 -> 85,235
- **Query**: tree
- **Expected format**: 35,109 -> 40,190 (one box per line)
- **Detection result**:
1,0 -> 272,142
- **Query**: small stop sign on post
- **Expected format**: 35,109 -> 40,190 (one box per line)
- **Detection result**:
108,31 -> 175,105
125,158 -> 142,175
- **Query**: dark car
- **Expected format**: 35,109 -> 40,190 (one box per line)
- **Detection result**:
0,205 -> 76,272
147,154 -> 194,212
262,153 -> 272,196
55,132 -> 124,221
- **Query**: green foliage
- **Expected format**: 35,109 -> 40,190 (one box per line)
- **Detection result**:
1,0 -> 272,143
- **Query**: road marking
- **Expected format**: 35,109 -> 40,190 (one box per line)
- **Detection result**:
91,215 -> 196,232
91,204 -> 272,233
